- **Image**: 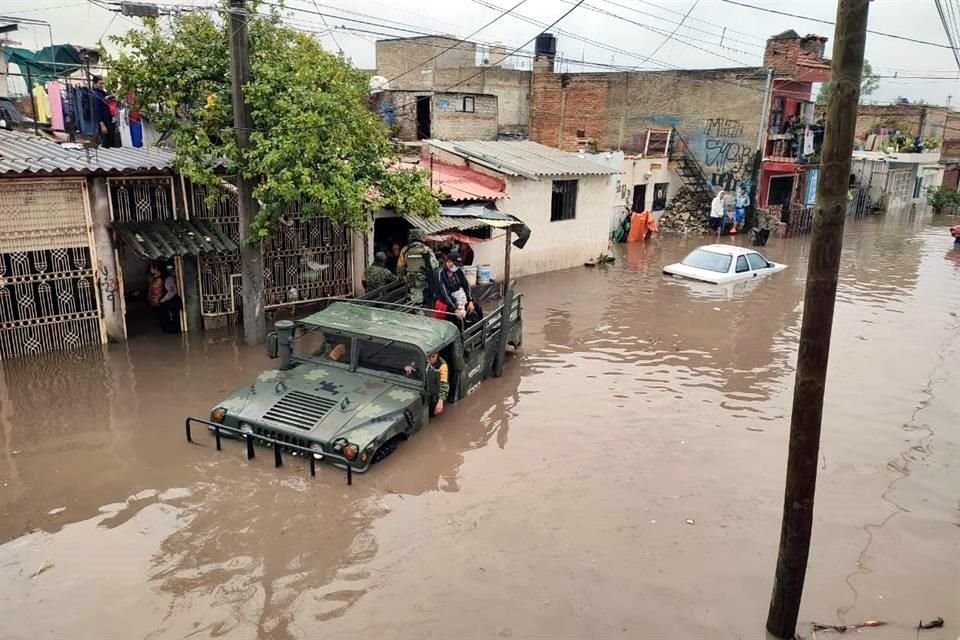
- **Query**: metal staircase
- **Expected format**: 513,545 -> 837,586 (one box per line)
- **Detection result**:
670,127 -> 715,209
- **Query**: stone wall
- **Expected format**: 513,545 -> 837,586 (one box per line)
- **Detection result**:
431,93 -> 498,140
855,105 -> 950,141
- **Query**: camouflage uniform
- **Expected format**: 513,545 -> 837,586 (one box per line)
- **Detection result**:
398,229 -> 440,306
427,355 -> 450,404
364,263 -> 396,292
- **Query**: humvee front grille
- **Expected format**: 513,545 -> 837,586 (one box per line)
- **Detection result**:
263,391 -> 338,430
251,426 -> 316,450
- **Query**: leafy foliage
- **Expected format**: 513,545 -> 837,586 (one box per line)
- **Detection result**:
926,185 -> 960,214
816,60 -> 879,105
106,8 -> 438,238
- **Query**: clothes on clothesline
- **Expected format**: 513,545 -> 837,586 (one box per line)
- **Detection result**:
26,80 -> 146,147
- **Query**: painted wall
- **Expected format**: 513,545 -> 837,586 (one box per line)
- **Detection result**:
374,90 -> 498,141
488,174 -> 613,279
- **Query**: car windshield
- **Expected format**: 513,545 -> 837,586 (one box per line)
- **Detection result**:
681,249 -> 732,273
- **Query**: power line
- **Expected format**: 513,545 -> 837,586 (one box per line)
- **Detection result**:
628,0 -> 701,71
632,0 -> 764,45
936,0 -> 960,70
720,0 -> 957,50
312,0 -> 342,55
384,0 -> 529,85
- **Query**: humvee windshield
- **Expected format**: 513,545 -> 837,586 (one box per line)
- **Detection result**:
296,328 -> 425,381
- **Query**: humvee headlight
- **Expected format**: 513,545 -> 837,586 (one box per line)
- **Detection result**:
343,444 -> 358,460
211,407 -> 227,423
310,443 -> 324,460
240,423 -> 253,435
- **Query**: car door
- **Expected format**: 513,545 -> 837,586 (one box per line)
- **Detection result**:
746,252 -> 773,276
734,254 -> 751,281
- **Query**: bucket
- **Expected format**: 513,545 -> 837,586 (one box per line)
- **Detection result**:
462,265 -> 478,286
476,264 -> 492,284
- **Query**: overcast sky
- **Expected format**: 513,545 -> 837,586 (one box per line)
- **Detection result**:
4,0 -> 959,105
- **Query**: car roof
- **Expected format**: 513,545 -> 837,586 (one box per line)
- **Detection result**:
301,301 -> 460,354
695,244 -> 757,257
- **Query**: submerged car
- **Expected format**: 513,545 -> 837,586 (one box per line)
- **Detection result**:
663,244 -> 787,285
186,280 -> 523,481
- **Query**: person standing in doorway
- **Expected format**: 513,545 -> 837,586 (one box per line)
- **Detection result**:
457,240 -> 475,266
148,262 -> 181,334
92,76 -> 115,148
385,242 -> 402,274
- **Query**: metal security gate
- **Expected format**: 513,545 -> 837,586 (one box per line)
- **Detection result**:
190,184 -> 353,319
262,204 -> 353,309
0,180 -> 105,360
191,183 -> 243,322
108,176 -> 176,222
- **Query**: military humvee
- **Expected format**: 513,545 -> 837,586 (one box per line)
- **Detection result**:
186,280 -> 522,482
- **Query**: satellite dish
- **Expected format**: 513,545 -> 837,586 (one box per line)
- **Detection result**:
369,75 -> 389,94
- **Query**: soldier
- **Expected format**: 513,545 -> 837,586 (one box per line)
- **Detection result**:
363,251 -> 397,293
398,228 -> 440,307
404,352 -> 449,415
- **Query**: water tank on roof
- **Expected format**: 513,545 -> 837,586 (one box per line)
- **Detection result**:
535,33 -> 557,58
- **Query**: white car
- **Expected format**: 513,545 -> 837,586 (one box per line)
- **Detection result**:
663,244 -> 787,284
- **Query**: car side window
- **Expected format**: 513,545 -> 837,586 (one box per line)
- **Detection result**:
735,255 -> 749,273
746,253 -> 771,270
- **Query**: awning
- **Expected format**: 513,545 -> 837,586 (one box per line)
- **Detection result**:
404,204 -> 531,249
112,218 -> 239,260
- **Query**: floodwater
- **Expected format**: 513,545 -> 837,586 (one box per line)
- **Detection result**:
1,215 -> 958,640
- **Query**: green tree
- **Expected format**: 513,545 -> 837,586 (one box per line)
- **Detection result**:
816,59 -> 879,105
106,8 -> 438,238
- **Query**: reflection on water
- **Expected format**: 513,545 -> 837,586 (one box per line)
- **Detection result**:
1,216 -> 959,639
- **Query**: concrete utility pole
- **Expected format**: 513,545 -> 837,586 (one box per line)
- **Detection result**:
227,0 -> 266,344
765,1 -> 870,638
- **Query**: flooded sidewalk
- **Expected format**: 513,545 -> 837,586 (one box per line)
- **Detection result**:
1,216 -> 958,639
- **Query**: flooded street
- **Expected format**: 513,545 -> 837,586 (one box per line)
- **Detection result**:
1,216 -> 958,639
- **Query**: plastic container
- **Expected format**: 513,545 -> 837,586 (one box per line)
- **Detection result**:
462,265 -> 478,286
476,264 -> 492,284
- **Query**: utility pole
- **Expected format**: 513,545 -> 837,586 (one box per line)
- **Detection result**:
227,0 -> 266,344
765,1 -> 870,638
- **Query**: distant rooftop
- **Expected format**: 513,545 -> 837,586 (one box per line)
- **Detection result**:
428,140 -> 621,180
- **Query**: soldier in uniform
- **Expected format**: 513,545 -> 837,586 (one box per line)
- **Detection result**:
363,251 -> 397,293
398,228 -> 440,307
404,352 -> 449,415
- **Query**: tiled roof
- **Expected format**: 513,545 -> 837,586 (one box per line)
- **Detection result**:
112,218 -> 239,260
0,129 -> 175,176
428,140 -> 621,180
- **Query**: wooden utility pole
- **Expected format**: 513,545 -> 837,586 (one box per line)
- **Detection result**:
766,1 -> 870,638
228,0 -> 266,344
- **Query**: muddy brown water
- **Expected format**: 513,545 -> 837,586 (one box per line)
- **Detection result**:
1,216 -> 958,639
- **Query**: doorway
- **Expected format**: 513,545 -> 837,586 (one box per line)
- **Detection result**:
631,184 -> 647,212
768,175 -> 794,208
416,96 -> 431,140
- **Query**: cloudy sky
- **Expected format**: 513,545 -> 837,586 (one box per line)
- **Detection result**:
4,0 -> 959,105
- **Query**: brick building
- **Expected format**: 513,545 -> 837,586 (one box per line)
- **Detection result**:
374,35 -> 530,138
528,30 -> 831,213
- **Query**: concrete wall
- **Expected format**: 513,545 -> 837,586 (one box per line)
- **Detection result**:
529,68 -> 767,194
434,67 -> 530,136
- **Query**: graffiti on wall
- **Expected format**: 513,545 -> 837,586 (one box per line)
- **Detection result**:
702,118 -> 754,191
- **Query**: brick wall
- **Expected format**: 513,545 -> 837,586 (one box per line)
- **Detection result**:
432,67 -> 530,135
431,93 -> 498,140
855,105 -> 950,141
530,68 -> 767,189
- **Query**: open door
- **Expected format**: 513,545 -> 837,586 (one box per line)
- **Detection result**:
416,96 -> 431,140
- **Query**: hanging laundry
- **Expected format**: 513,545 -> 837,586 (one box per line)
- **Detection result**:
117,107 -> 133,147
70,86 -> 97,135
46,81 -> 64,131
32,84 -> 50,123
129,119 -> 143,148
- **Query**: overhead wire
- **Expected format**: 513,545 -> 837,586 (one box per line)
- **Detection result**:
720,0 -> 958,50
626,0 -> 702,72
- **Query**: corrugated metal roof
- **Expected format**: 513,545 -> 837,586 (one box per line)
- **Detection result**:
0,129 -> 176,176
404,203 -> 519,234
401,159 -> 506,202
112,218 -> 239,259
428,140 -> 621,179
